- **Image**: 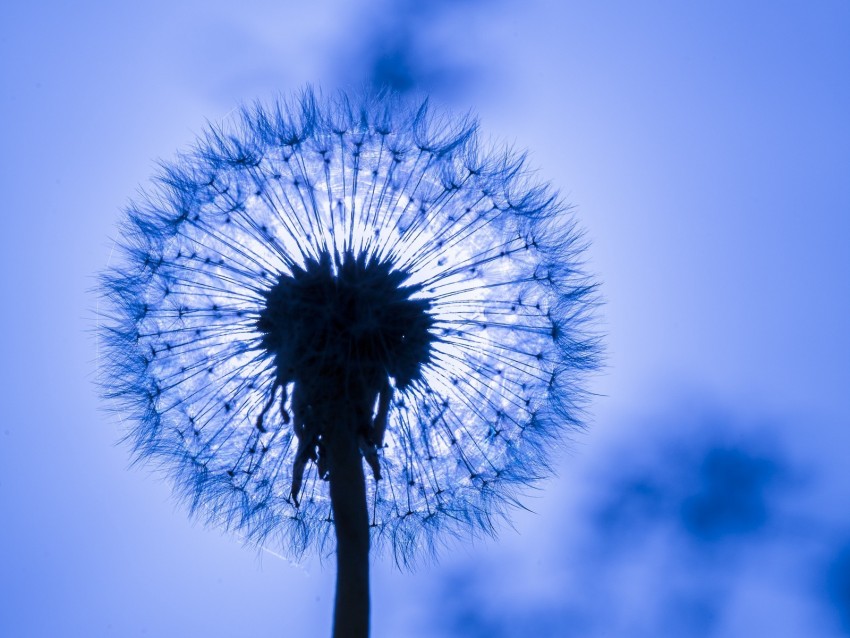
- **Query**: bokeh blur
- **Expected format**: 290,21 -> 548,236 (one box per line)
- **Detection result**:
1,1 -> 848,636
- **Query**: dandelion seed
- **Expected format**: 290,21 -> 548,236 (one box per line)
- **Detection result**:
99,89 -> 601,638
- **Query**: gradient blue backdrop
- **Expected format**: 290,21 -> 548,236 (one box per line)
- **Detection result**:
1,2 -> 848,636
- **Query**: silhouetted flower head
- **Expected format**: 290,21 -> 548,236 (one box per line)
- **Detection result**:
100,89 -> 600,564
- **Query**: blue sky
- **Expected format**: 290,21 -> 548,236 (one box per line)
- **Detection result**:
1,2 -> 848,636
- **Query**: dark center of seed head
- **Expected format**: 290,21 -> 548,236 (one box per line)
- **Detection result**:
257,250 -> 435,400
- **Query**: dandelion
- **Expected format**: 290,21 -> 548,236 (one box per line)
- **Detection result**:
99,89 -> 600,638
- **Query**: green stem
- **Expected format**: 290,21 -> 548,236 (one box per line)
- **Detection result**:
327,426 -> 370,638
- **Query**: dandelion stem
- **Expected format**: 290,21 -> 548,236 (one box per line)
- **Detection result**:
327,416 -> 371,638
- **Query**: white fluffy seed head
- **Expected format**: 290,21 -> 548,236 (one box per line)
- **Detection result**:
99,88 -> 602,566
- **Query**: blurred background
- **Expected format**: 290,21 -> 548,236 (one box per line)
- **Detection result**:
1,1 -> 848,636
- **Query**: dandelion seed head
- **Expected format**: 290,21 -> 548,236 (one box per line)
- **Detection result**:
99,89 -> 601,565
